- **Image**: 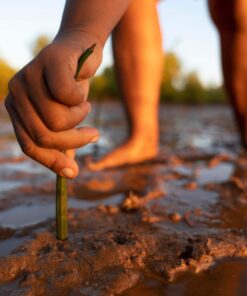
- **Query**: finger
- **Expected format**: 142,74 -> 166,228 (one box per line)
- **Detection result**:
23,64 -> 90,132
78,79 -> 90,100
33,126 -> 100,150
10,90 -> 99,150
44,49 -> 85,106
65,149 -> 76,159
7,105 -> 79,178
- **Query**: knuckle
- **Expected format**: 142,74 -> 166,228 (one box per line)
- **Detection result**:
34,133 -> 53,148
51,82 -> 71,101
81,62 -> 97,78
45,113 -> 67,132
20,141 -> 34,157
41,43 -> 55,55
50,155 -> 60,172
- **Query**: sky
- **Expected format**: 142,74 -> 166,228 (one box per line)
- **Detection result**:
0,0 -> 222,86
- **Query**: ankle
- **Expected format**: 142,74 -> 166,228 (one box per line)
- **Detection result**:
127,136 -> 158,153
130,132 -> 158,145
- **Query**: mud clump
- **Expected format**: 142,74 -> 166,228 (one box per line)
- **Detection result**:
1,204 -> 247,295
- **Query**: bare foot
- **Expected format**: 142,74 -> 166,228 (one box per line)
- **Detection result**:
87,139 -> 158,171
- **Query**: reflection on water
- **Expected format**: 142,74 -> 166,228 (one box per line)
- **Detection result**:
0,237 -> 26,257
197,163 -> 234,185
123,259 -> 247,296
0,194 -> 124,229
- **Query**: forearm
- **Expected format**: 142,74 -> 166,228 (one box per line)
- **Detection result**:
57,0 -> 131,46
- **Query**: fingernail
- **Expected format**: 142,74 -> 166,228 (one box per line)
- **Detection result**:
90,135 -> 99,143
60,168 -> 75,179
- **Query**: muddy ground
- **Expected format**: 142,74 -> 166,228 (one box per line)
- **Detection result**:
0,102 -> 247,295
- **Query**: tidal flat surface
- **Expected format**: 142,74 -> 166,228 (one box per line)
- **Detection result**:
0,102 -> 247,295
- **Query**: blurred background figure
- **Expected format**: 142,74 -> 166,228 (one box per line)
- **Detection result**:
89,0 -> 247,170
209,0 -> 247,149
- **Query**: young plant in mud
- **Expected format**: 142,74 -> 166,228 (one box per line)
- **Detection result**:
56,44 -> 96,241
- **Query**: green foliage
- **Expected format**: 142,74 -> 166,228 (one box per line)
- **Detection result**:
204,86 -> 227,104
181,72 -> 206,104
161,52 -> 182,103
31,35 -> 50,57
89,51 -> 228,105
178,72 -> 227,104
90,66 -> 119,99
0,59 -> 16,100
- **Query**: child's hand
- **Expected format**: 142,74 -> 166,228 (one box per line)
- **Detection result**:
5,34 -> 102,179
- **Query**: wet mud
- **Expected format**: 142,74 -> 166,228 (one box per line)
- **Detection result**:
1,102 -> 247,295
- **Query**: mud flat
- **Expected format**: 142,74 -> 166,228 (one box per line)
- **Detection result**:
1,189 -> 247,295
1,103 -> 247,295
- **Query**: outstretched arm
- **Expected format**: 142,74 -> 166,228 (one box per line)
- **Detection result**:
5,0 -> 131,179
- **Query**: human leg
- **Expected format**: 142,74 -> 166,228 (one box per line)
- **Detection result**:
88,0 -> 163,171
209,0 -> 247,147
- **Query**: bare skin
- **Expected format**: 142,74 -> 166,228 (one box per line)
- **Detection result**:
88,0 -> 163,171
89,0 -> 247,171
209,0 -> 247,148
5,0 -> 131,179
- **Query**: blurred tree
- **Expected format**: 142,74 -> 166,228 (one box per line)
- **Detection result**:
31,35 -> 50,57
88,50 -> 227,104
181,71 -> 206,104
90,66 -> 119,99
163,52 -> 181,85
102,66 -> 118,97
160,52 -> 181,103
204,85 -> 227,104
0,59 -> 16,100
90,75 -> 108,98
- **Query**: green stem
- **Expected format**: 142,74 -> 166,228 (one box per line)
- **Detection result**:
56,174 -> 68,240
56,44 -> 96,241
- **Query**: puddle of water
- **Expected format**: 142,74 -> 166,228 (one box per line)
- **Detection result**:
0,194 -> 123,228
0,204 -> 54,228
192,134 -> 213,149
163,182 -> 218,213
173,166 -> 193,177
0,237 -> 26,257
0,180 -> 24,194
176,188 -> 218,207
70,193 -> 123,208
123,259 -> 247,296
0,160 -> 50,175
197,163 -> 234,185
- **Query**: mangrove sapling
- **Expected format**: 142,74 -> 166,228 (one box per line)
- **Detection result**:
56,44 -> 96,241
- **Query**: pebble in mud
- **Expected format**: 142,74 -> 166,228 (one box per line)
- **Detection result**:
121,191 -> 164,211
184,182 -> 198,190
168,212 -> 182,223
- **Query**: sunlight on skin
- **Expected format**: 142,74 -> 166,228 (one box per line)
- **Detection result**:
87,0 -> 162,171
88,0 -> 247,171
209,0 -> 247,147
